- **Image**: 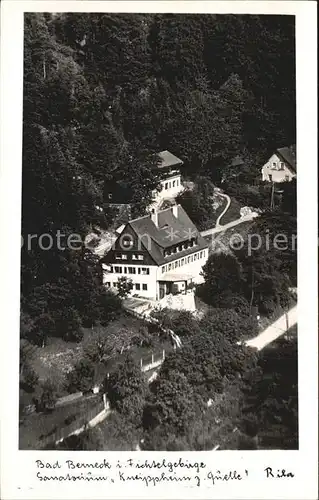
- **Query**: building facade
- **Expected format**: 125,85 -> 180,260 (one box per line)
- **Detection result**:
261,146 -> 296,183
101,204 -> 209,301
151,151 -> 185,204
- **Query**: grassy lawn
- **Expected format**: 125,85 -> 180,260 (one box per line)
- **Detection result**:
219,197 -> 242,225
19,394 -> 103,450
28,314 -> 160,394
207,220 -> 255,256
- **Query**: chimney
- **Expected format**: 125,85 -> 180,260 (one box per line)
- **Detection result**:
151,208 -> 158,227
172,204 -> 178,218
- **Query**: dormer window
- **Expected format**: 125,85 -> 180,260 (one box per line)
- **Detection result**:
121,235 -> 133,248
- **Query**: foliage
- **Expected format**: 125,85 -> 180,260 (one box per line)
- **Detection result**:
159,346 -> 223,400
198,253 -> 244,307
39,380 -> 58,412
21,364 -> 39,393
116,276 -> 134,299
200,307 -> 258,343
176,177 -> 224,230
143,371 -> 198,437
150,307 -> 201,339
106,355 -> 148,424
65,358 -> 95,393
240,338 -> 298,449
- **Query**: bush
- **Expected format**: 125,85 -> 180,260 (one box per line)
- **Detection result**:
65,358 -> 95,394
22,365 -> 39,393
39,380 -> 57,413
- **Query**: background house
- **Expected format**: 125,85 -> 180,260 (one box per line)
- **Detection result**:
150,151 -> 184,204
261,146 -> 296,183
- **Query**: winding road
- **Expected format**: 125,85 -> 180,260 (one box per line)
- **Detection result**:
215,192 -> 231,227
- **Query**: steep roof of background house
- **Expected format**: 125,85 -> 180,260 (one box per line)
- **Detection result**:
157,150 -> 184,169
276,146 -> 297,172
230,155 -> 245,167
120,205 -> 208,266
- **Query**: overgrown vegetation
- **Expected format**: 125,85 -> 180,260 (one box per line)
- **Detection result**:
20,13 -> 296,451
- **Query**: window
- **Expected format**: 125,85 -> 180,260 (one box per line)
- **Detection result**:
115,254 -> 121,260
162,266 -> 165,273
128,267 -> 136,274
194,254 -> 197,261
142,284 -> 148,291
114,266 -> 122,273
178,245 -> 183,252
135,283 -> 141,290
268,174 -> 272,182
173,180 -> 176,187
139,267 -> 149,275
181,258 -> 185,265
105,282 -> 111,287
123,267 -> 127,274
191,255 -> 194,262
175,261 -> 178,268
113,282 -> 118,287
168,264 -> 172,271
200,251 -> 203,258
176,179 -> 179,186
280,162 -> 285,170
169,182 -> 171,188
132,254 -> 137,260
121,254 -> 127,260
122,237 -> 133,247
138,255 -> 144,260
165,182 -> 168,190
285,175 -> 290,181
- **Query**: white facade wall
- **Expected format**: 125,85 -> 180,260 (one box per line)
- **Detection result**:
152,174 -> 184,203
262,153 -> 296,183
103,248 -> 208,300
157,248 -> 208,285
103,264 -> 158,300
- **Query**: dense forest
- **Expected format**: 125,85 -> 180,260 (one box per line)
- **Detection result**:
21,13 -> 295,344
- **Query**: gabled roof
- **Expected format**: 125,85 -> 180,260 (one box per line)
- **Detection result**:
157,150 -> 184,169
105,205 -> 208,266
276,146 -> 296,172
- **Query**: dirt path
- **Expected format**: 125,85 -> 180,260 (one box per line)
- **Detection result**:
215,192 -> 231,227
245,305 -> 297,351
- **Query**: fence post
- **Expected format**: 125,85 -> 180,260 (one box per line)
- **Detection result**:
162,349 -> 165,361
151,353 -> 154,365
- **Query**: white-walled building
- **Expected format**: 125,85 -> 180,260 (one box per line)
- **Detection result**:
101,204 -> 209,301
151,151 -> 184,204
261,146 -> 296,183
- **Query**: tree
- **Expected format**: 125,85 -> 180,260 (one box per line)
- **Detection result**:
176,176 -> 218,230
106,355 -> 148,424
159,346 -> 223,400
40,379 -> 58,412
21,364 -> 39,393
65,358 -> 95,393
200,307 -> 258,343
198,253 -> 244,307
143,371 -> 198,438
116,276 -> 133,299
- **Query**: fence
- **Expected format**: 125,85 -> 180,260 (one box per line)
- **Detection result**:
39,397 -> 105,449
140,349 -> 166,373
